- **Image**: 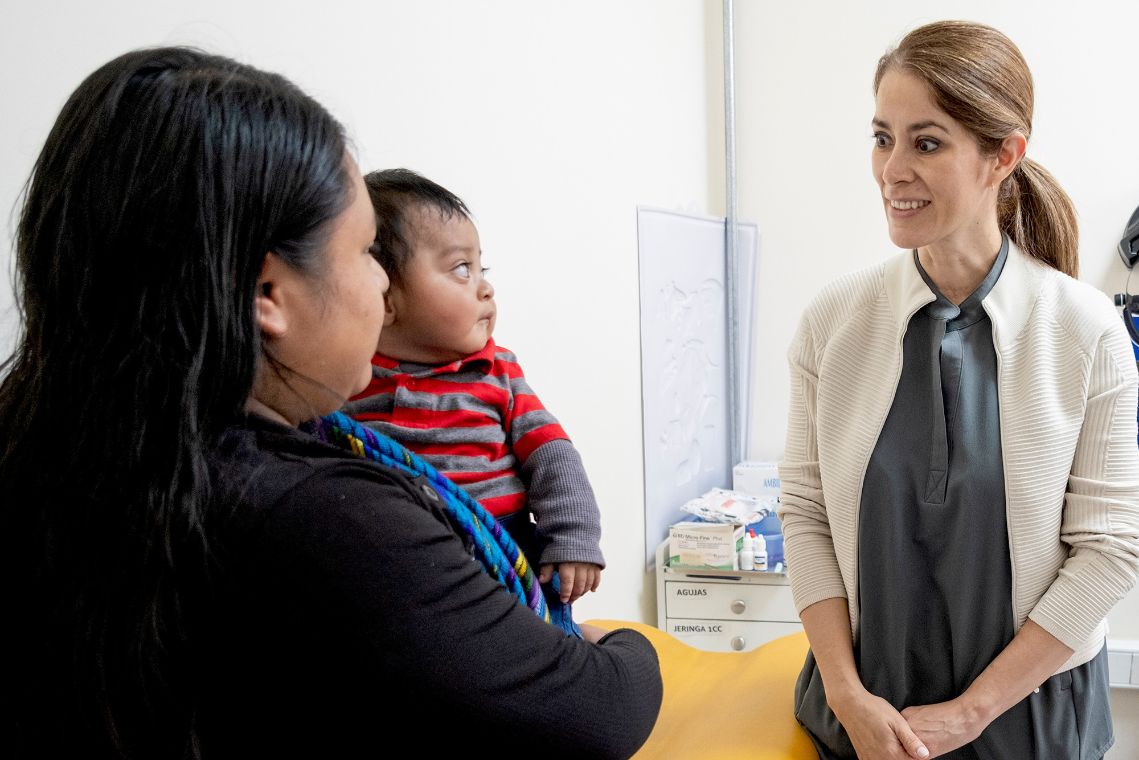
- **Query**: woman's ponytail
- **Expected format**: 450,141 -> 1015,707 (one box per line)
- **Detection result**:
1001,158 -> 1079,278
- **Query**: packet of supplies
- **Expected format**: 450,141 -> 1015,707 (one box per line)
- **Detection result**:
680,487 -> 774,526
668,522 -> 745,570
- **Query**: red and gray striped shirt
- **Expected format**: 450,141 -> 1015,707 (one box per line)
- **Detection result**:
345,339 -> 572,518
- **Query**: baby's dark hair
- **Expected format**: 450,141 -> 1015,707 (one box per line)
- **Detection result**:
363,168 -> 471,286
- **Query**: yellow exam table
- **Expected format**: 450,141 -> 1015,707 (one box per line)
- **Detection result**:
589,621 -> 816,759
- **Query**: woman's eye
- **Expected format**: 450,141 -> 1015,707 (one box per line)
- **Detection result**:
367,242 -> 381,257
916,137 -> 940,153
873,132 -> 890,149
454,263 -> 471,278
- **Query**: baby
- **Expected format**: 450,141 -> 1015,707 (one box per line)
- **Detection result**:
343,169 -> 604,634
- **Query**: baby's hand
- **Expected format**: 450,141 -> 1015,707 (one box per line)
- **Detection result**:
539,562 -> 602,604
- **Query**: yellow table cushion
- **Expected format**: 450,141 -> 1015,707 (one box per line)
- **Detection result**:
587,620 -> 816,760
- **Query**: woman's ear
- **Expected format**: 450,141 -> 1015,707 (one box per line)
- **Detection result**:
255,252 -> 290,339
994,132 -> 1028,185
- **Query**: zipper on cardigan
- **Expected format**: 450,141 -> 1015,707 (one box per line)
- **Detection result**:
849,301 -> 924,638
986,310 -> 1019,634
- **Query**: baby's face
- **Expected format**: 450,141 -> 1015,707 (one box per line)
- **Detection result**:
382,208 -> 495,363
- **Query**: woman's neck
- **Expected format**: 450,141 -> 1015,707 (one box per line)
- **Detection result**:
245,396 -> 295,427
917,225 -> 1003,305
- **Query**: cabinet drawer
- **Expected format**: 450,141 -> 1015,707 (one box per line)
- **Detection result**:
664,618 -> 803,652
665,580 -> 798,622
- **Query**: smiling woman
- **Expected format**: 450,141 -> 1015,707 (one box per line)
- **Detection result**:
777,20 -> 1139,760
872,20 -> 1079,284
870,69 -> 1026,304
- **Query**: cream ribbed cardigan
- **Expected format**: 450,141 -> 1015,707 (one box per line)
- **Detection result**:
777,242 -> 1139,673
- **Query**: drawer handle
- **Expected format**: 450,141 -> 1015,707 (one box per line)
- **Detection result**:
731,636 -> 747,651
730,599 -> 747,615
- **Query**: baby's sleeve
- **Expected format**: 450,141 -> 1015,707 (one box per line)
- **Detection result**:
521,439 -> 605,567
497,350 -> 603,567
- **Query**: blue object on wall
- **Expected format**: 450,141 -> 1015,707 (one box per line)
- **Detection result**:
1113,293 -> 1139,447
1130,311 -> 1139,363
1124,304 -> 1139,447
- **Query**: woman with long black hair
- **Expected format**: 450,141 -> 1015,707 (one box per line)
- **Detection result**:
0,48 -> 661,758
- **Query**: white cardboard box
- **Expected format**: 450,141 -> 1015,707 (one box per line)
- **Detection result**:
668,522 -> 745,570
733,461 -> 781,498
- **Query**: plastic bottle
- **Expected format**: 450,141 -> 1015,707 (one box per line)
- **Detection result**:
751,530 -> 768,571
739,531 -> 755,571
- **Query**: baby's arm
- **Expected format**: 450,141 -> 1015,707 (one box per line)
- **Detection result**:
497,348 -> 604,603
520,439 -> 605,604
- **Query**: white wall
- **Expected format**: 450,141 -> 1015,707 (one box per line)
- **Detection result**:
0,0 -> 721,624
734,0 -> 1139,754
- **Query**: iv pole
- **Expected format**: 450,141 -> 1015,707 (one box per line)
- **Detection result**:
723,0 -> 744,466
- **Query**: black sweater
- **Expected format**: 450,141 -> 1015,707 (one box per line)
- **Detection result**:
197,415 -> 662,758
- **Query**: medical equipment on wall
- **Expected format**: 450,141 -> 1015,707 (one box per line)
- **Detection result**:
1114,291 -> 1139,354
1118,204 -> 1139,269
1114,204 -> 1139,446
1113,203 -> 1139,355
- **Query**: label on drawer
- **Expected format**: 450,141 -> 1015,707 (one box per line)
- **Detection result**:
665,581 -> 799,622
670,622 -> 726,633
665,617 -> 802,652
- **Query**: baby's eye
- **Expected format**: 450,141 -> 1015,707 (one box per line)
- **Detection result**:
916,137 -> 940,153
873,132 -> 890,149
454,262 -> 471,278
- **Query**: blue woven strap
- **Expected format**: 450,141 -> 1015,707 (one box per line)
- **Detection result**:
315,411 -> 549,622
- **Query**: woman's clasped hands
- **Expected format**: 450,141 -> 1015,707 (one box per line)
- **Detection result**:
832,685 -> 991,759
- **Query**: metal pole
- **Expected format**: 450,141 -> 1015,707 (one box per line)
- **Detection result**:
723,0 -> 742,466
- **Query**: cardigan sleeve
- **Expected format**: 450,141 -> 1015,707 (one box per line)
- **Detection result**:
1028,322 -> 1139,649
777,311 -> 851,616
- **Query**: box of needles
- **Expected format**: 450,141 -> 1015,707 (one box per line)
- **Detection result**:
667,522 -> 745,570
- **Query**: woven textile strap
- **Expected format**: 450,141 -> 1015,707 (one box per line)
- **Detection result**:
314,411 -> 549,622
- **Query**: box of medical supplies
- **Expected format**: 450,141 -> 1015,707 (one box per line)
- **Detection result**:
668,522 -> 745,570
732,460 -> 781,498
732,462 -> 786,569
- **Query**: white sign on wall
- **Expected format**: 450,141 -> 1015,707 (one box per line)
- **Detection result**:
637,207 -> 758,567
